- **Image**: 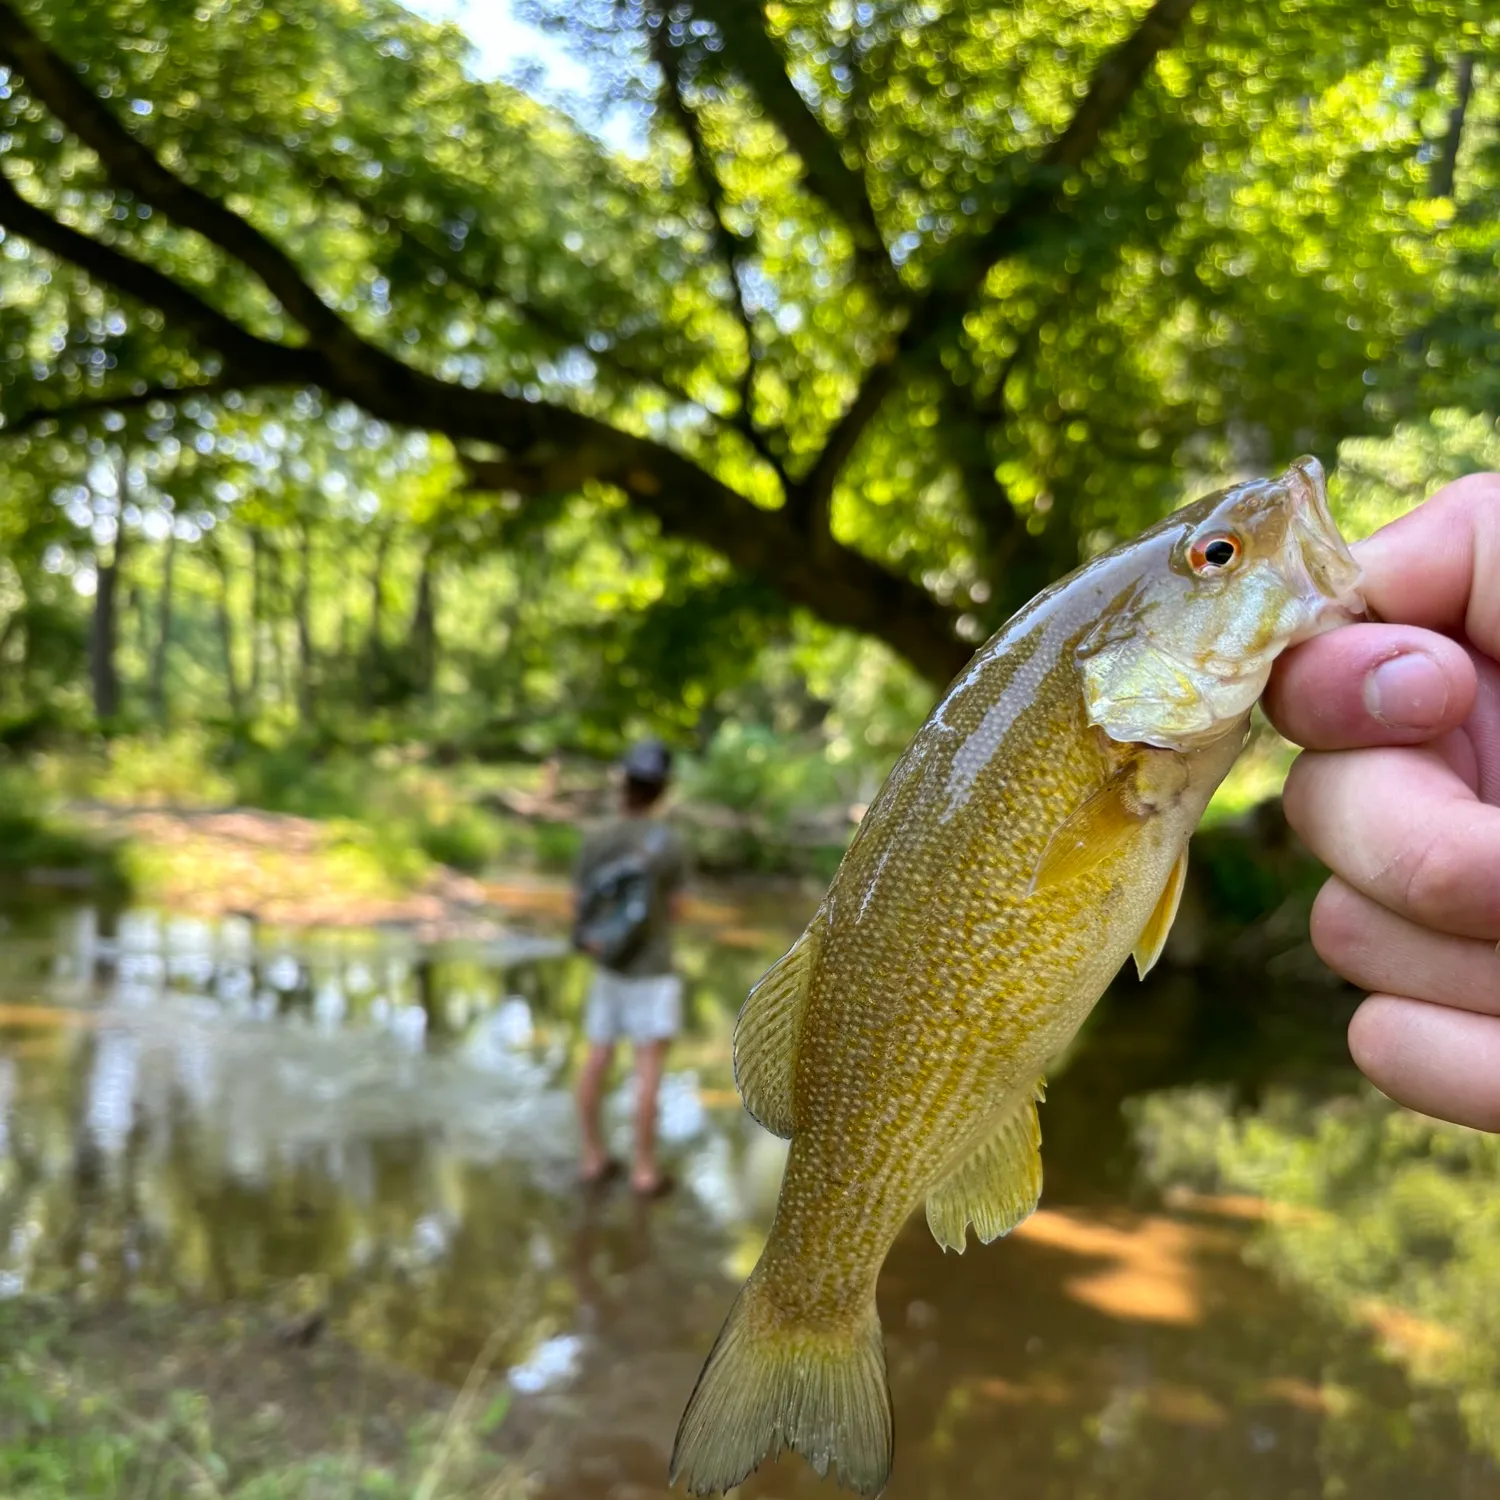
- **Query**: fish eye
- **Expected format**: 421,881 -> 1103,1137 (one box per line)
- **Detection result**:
1188,533 -> 1241,575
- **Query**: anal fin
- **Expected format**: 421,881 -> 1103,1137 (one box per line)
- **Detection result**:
1133,846 -> 1188,979
733,913 -> 821,1139
926,1082 -> 1045,1253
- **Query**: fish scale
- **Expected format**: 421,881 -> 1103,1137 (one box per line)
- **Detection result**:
672,457 -> 1365,1498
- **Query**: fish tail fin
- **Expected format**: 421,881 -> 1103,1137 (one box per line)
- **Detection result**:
670,1273 -> 892,1497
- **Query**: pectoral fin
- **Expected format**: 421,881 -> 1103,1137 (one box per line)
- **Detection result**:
1029,766 -> 1143,892
926,1082 -> 1045,1253
733,913 -> 822,1139
1030,751 -> 1191,893
1133,847 -> 1188,979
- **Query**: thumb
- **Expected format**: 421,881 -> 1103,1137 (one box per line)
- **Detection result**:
1264,623 -> 1475,750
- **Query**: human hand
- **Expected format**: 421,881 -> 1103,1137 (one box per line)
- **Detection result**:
1264,473 -> 1500,1130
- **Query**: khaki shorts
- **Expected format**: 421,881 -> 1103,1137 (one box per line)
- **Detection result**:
584,969 -> 683,1045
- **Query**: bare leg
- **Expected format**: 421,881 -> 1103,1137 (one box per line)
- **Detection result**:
576,1041 -> 615,1182
631,1037 -> 671,1194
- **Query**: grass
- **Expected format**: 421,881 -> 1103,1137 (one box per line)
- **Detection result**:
0,1298 -> 527,1500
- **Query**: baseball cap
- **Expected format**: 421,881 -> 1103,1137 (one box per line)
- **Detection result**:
621,737 -> 672,783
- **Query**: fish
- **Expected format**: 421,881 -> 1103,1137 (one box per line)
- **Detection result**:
669,456 -> 1363,1497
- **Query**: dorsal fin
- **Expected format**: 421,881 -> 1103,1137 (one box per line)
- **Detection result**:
733,913 -> 822,1139
926,1080 -> 1046,1253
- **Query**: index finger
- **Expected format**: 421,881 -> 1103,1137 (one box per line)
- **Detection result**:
1284,742 -> 1500,940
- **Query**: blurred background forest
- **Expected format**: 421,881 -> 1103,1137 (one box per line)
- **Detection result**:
0,0 -> 1496,899
2,4 -> 1500,1499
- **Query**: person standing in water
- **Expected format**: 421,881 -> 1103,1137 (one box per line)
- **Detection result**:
572,738 -> 690,1197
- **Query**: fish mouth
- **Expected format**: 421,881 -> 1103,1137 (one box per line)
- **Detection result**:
1283,455 -> 1365,619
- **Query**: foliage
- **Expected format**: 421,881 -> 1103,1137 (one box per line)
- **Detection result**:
1,0 -> 1497,665
0,763 -> 129,894
0,0 -> 1494,851
1335,406 -> 1500,536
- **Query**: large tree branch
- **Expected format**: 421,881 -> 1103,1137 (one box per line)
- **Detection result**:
258,94 -> 787,501
0,376 -> 233,436
460,451 -> 966,681
938,0 -> 1199,299
0,1 -> 971,679
1031,0 -> 1198,177
2,0 -> 860,461
188,121 -> 795,491
646,9 -> 763,437
265,136 -> 712,412
0,0 -> 363,362
793,0 -> 1199,528
789,361 -> 897,538
0,168 -> 333,389
0,151 -> 967,681
688,0 -> 890,285
0,21 -> 646,445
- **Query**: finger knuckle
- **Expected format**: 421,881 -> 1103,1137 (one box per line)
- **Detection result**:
1280,756 -> 1321,842
1443,472 -> 1500,513
1346,999 -> 1398,1079
1309,880 -> 1369,972
1397,829 -> 1481,928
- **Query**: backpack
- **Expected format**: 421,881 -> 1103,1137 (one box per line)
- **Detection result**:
572,826 -> 668,968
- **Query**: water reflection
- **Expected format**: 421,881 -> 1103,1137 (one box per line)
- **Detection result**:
0,898 -> 1493,1499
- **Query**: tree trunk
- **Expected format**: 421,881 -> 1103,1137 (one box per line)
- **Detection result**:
261,535 -> 292,716
361,522 -> 394,707
0,596 -> 21,670
340,582 -> 357,670
1430,53 -> 1477,201
149,521 -> 176,726
938,388 -> 1077,630
128,579 -> 148,680
410,541 -> 438,700
90,480 -> 128,726
294,522 -> 315,723
247,524 -> 262,708
208,536 -> 243,721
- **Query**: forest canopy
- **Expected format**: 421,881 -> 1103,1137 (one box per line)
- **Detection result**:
0,0 -> 1496,764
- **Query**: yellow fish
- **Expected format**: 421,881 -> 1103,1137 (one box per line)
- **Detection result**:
671,457 -> 1362,1496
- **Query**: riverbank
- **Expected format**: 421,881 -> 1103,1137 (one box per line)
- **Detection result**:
0,1294 -> 524,1500
0,736 -> 845,920
3,802 -> 1320,979
0,729 -> 1325,966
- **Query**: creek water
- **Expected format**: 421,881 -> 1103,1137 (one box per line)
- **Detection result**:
0,890 -> 1492,1499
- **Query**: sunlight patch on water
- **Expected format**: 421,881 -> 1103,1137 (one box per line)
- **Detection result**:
1014,1209 -> 1210,1326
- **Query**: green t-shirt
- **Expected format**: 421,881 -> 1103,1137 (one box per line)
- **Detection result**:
573,815 -> 690,977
